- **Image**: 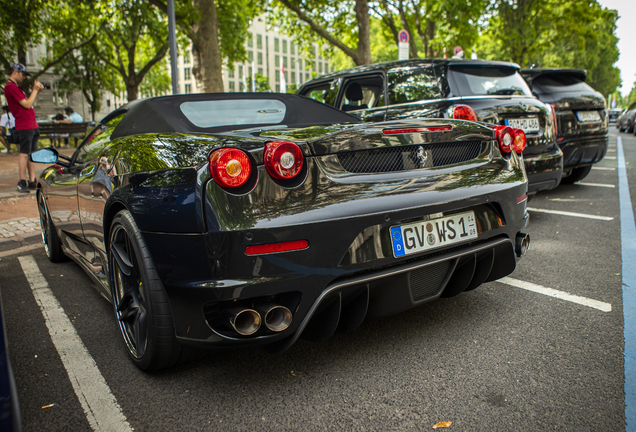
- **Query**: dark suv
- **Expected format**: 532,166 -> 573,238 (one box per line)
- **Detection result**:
521,69 -> 608,183
298,59 -> 563,194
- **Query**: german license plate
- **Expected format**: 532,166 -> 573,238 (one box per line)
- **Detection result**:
576,111 -> 601,122
390,211 -> 477,257
505,117 -> 540,132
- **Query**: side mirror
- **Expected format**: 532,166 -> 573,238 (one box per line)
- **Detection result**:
30,147 -> 59,164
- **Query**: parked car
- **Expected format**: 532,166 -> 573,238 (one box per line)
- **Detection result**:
521,69 -> 608,183
298,59 -> 563,195
617,108 -> 636,133
608,108 -> 622,124
0,292 -> 21,432
31,93 -> 530,371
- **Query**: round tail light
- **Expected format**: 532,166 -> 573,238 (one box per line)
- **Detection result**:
512,128 -> 526,154
209,148 -> 252,188
452,105 -> 478,122
494,126 -> 514,154
264,141 -> 304,180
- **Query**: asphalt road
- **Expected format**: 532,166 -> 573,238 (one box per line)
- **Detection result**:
1,129 -> 633,431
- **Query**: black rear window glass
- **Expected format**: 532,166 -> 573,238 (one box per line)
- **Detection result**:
532,75 -> 594,94
450,66 -> 532,97
388,67 -> 441,105
180,99 -> 286,128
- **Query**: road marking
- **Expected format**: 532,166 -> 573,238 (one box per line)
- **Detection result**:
575,182 -> 615,188
605,156 -> 617,160
592,167 -> 616,171
527,207 -> 614,221
18,256 -> 133,432
500,277 -> 611,312
617,136 -> 636,429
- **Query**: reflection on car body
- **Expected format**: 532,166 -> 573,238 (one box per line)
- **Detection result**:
31,93 -> 530,371
298,59 -> 564,195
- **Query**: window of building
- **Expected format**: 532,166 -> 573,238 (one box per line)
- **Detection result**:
276,70 -> 280,83
247,32 -> 253,48
239,66 -> 244,79
276,84 -> 280,92
283,40 -> 287,54
184,67 -> 191,81
185,83 -> 192,94
248,51 -> 253,62
256,34 -> 262,49
229,81 -> 235,92
290,58 -> 295,69
283,57 -> 288,69
290,42 -> 295,56
319,63 -> 322,73
228,66 -> 234,78
306,73 -> 310,80
325,63 -> 328,74
291,71 -> 296,84
239,82 -> 245,92
258,67 -> 263,75
312,61 -> 316,72
275,55 -> 279,67
274,38 -> 279,52
257,52 -> 263,65
184,51 -> 191,64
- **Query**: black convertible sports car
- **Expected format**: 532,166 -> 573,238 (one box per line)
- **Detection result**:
31,93 -> 530,370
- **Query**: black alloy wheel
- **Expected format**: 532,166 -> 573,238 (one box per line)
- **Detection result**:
37,192 -> 65,262
108,210 -> 192,371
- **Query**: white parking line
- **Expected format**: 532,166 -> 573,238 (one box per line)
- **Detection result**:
575,182 -> 616,188
500,277 -> 612,312
592,167 -> 616,171
18,256 -> 133,432
605,157 -> 618,160
527,207 -> 614,221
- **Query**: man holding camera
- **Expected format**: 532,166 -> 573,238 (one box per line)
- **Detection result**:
4,63 -> 44,193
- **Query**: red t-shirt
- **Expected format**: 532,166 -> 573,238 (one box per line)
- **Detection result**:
4,81 -> 38,130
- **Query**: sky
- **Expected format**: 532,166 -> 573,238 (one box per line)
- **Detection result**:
597,0 -> 635,97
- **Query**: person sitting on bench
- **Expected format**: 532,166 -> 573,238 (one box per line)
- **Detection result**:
56,106 -> 83,147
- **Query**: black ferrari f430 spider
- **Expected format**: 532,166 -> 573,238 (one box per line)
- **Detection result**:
31,93 -> 530,370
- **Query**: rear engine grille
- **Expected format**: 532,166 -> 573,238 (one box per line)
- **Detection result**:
410,261 -> 452,301
337,141 -> 483,173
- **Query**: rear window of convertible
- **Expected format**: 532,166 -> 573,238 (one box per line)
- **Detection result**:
450,66 -> 532,97
180,99 -> 287,128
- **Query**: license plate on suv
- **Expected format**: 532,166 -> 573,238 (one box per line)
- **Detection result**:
390,211 -> 477,257
576,111 -> 601,122
505,117 -> 540,132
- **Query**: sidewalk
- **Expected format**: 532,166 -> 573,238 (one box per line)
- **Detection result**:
0,148 -> 75,255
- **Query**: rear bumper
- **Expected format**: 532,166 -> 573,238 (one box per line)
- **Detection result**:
523,143 -> 563,193
558,135 -> 608,170
141,176 -> 529,349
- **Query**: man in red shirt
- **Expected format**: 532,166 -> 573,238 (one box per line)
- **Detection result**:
4,63 -> 44,193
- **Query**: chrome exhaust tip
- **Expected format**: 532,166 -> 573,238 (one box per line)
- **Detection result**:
228,309 -> 261,336
258,304 -> 292,332
515,233 -> 530,257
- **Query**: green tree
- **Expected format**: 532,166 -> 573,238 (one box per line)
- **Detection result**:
146,0 -> 262,92
91,0 -> 169,101
272,0 -> 372,66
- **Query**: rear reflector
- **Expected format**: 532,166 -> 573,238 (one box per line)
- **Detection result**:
517,193 -> 527,204
245,240 -> 309,256
382,126 -> 452,135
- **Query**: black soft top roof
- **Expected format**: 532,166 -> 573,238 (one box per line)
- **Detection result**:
111,93 -> 361,139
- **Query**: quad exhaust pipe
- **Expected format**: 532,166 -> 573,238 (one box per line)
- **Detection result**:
227,304 -> 292,336
515,233 -> 530,257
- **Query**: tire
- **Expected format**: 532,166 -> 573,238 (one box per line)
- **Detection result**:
108,210 -> 193,371
560,165 -> 592,184
37,192 -> 65,262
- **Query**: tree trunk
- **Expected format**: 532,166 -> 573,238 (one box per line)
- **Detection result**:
354,0 -> 372,65
191,0 -> 224,92
425,19 -> 435,58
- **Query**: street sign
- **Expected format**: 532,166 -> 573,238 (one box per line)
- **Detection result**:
398,29 -> 409,61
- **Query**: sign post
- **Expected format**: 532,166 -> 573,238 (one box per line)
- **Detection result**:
398,30 -> 409,61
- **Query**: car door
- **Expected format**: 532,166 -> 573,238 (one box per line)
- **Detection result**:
76,114 -> 126,280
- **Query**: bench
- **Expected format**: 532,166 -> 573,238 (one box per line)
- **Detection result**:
37,122 -> 89,146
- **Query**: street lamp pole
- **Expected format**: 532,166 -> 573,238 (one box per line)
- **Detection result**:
168,0 -> 179,95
